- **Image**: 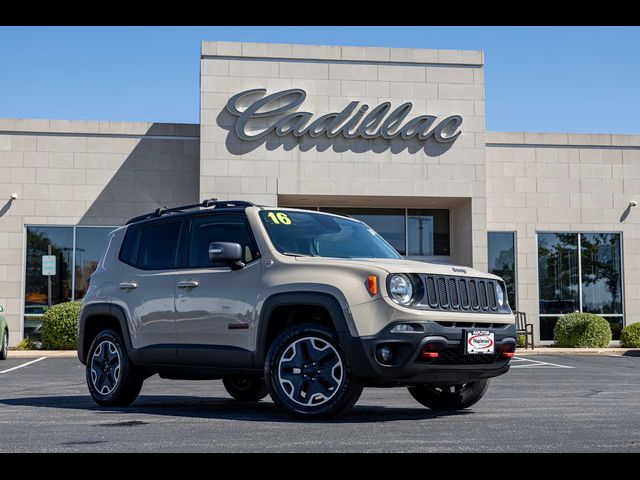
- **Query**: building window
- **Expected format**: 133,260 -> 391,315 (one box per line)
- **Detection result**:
24,225 -> 115,338
315,207 -> 450,258
408,209 -> 450,256
537,232 -> 623,341
487,232 -> 517,310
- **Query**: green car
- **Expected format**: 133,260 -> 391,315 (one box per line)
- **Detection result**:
0,305 -> 7,360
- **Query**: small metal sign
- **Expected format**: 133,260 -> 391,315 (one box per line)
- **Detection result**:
42,255 -> 56,276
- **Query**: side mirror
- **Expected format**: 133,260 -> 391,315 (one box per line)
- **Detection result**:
209,242 -> 245,270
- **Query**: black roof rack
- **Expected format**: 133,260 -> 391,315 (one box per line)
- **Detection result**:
125,198 -> 256,225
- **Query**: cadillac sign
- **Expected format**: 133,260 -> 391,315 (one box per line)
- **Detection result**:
226,88 -> 462,143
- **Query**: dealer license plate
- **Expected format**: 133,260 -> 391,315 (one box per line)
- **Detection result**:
465,330 -> 495,355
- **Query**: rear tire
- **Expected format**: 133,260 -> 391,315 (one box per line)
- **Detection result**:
408,379 -> 489,411
223,376 -> 268,401
265,323 -> 363,419
0,330 -> 7,360
86,329 -> 143,407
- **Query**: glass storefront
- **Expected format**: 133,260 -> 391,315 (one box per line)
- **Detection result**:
487,232 -> 517,310
24,225 -> 115,338
537,232 -> 623,341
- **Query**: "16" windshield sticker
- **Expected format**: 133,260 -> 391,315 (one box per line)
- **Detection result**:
267,212 -> 292,225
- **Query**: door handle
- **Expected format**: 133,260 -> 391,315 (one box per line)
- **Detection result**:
119,282 -> 137,289
177,280 -> 199,288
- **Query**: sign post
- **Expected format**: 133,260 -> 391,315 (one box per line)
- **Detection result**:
42,245 -> 56,308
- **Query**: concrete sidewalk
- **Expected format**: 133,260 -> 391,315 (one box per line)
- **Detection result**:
8,350 -> 77,358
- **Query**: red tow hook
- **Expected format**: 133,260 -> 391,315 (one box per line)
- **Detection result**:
501,351 -> 515,358
420,351 -> 439,359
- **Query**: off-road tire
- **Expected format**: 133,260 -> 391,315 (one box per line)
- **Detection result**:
223,376 -> 269,401
86,329 -> 143,407
0,329 -> 7,360
265,323 -> 362,419
408,379 -> 490,411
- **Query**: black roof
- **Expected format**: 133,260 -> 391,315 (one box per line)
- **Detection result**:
125,199 -> 258,226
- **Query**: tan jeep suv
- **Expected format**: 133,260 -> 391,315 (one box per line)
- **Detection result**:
77,200 -> 516,419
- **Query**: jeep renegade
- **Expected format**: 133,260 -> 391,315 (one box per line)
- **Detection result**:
78,199 -> 516,419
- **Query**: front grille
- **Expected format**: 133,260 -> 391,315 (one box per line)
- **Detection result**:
430,349 -> 504,366
426,277 -> 437,307
448,278 -> 459,307
416,275 -> 502,313
433,321 -> 510,329
469,280 -> 479,309
437,277 -> 448,307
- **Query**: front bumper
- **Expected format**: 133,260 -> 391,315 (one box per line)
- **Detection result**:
340,320 -> 517,387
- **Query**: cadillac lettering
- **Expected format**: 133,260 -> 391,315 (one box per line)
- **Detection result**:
226,88 -> 463,143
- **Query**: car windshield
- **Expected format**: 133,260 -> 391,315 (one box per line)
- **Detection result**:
259,210 -> 402,259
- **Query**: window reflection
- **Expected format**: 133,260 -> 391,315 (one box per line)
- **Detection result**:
581,233 -> 622,315
538,233 -> 579,315
24,225 -> 115,338
488,232 -> 516,310
408,209 -> 450,256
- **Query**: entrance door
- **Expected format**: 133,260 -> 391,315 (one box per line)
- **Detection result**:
174,213 -> 261,367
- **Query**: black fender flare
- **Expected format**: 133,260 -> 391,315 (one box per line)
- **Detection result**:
77,303 -> 134,364
253,291 -> 358,369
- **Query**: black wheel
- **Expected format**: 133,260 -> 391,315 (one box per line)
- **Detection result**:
264,323 -> 363,419
408,379 -> 490,411
0,330 -> 7,360
86,329 -> 143,407
223,376 -> 268,401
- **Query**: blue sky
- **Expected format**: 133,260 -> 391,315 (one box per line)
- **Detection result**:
0,26 -> 638,134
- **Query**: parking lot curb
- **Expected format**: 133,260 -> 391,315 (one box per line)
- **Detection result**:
516,348 -> 640,356
7,350 -> 77,358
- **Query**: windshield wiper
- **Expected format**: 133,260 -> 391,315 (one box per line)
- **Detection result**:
281,252 -> 315,257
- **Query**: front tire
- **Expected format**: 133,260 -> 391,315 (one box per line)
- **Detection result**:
223,376 -> 268,401
265,323 -> 362,419
86,329 -> 143,407
408,379 -> 490,411
0,330 -> 7,360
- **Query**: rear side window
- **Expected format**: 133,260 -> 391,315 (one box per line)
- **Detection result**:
188,215 -> 260,267
119,226 -> 141,265
119,221 -> 182,270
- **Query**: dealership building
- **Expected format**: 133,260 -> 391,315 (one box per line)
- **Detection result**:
1,40 -> 638,346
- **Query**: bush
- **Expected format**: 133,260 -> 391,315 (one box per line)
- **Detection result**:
41,301 -> 81,350
516,334 -> 527,348
14,337 -> 34,350
620,323 -> 640,348
553,313 -> 612,348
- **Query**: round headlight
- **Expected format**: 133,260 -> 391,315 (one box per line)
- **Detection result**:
496,283 -> 505,306
389,274 -> 413,305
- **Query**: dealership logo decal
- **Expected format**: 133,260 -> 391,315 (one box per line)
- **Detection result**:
226,88 -> 462,143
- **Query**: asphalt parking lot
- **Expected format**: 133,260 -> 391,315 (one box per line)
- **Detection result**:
1,355 -> 639,452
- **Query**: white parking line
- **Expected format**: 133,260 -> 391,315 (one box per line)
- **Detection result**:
511,357 -> 575,369
0,357 -> 46,374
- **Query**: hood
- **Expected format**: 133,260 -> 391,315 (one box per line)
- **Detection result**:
293,256 -> 501,280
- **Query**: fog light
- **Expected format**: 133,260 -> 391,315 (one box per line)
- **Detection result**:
377,345 -> 393,363
391,323 -> 419,333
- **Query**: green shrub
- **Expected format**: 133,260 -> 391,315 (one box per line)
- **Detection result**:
620,323 -> 640,348
553,313 -> 612,348
41,301 -> 81,350
516,334 -> 527,348
14,337 -> 34,350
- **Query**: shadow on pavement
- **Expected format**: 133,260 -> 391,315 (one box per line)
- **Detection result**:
0,394 -> 470,424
